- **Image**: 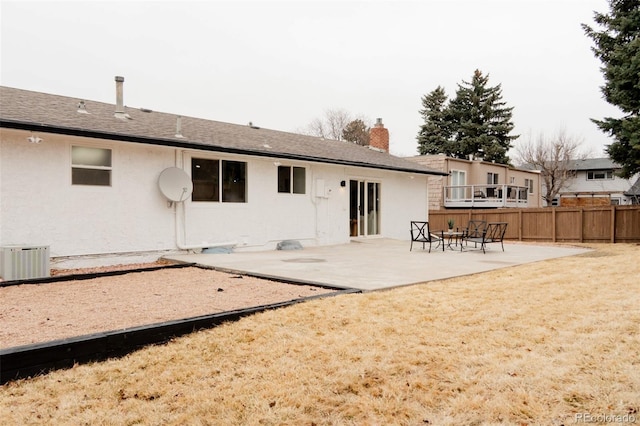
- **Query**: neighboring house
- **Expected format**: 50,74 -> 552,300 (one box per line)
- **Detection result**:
0,79 -> 445,269
409,154 -> 542,210
548,158 -> 638,207
625,177 -> 640,205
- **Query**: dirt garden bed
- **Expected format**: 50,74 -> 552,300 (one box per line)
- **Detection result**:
0,262 -> 338,348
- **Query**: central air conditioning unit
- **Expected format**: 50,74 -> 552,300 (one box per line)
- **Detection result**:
0,245 -> 50,281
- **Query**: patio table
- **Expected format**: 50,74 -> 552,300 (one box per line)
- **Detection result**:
434,230 -> 464,251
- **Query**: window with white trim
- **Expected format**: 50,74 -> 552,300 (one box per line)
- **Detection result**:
71,146 -> 112,186
278,166 -> 306,194
450,170 -> 466,199
191,158 -> 247,202
524,178 -> 534,194
487,172 -> 499,184
587,170 -> 613,180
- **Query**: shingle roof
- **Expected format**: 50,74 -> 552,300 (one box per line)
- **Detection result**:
625,177 -> 640,196
0,86 -> 446,176
566,158 -> 620,170
520,158 -> 621,172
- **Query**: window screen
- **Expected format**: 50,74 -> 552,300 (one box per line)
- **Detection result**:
192,158 -> 247,202
278,165 -> 306,194
71,146 -> 112,186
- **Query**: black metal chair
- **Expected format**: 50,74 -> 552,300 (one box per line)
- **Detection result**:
410,221 -> 443,253
461,222 -> 508,253
462,220 -> 486,248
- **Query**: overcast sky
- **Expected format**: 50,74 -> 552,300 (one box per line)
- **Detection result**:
1,0 -> 620,158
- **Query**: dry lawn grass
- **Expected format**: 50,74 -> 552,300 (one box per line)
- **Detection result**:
1,243 -> 639,425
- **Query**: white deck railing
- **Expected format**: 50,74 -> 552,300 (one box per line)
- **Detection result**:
444,184 -> 529,208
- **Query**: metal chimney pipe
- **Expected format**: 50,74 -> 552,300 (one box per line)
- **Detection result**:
115,76 -> 125,114
175,115 -> 184,138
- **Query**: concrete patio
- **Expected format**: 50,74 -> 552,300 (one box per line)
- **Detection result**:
165,239 -> 590,291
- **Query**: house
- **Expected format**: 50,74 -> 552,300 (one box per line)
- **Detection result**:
0,78 -> 446,270
625,177 -> 640,205
408,154 -> 542,210
548,158 -> 639,207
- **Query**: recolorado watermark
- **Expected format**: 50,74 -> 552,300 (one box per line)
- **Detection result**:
575,413 -> 637,423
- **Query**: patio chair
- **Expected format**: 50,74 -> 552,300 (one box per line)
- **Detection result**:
410,221 -> 443,253
461,222 -> 508,253
462,220 -> 486,248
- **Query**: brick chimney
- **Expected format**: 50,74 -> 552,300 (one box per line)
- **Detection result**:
369,118 -> 389,152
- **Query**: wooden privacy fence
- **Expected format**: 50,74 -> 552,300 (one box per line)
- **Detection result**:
428,206 -> 640,243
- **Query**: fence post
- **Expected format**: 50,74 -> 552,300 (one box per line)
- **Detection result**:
579,209 -> 584,243
552,208 -> 557,242
518,209 -> 523,241
611,206 -> 616,243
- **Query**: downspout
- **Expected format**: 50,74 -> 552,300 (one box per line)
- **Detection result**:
424,172 -> 430,220
310,165 -> 320,241
173,149 -> 236,251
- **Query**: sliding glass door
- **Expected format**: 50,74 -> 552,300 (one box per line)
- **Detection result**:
349,180 -> 380,237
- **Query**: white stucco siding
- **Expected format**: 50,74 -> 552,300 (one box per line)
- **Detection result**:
380,172 -> 429,240
182,153 -> 319,250
2,131 -> 431,258
181,159 -> 358,251
1,130 -> 176,256
344,167 -> 429,241
179,155 -> 429,249
305,164 -> 350,246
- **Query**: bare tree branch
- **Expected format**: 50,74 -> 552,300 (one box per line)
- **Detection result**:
323,108 -> 352,141
515,130 -> 590,205
299,108 -> 354,141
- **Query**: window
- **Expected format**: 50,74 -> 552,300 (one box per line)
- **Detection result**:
524,178 -> 534,194
451,170 -> 466,186
487,172 -> 499,184
510,176 -> 516,184
192,158 -> 219,201
222,161 -> 246,202
611,198 -> 620,205
72,146 -> 112,186
450,170 -> 466,199
278,166 -> 306,194
587,170 -> 613,180
191,158 -> 246,202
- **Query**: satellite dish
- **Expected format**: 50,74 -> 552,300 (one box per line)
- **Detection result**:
158,167 -> 193,202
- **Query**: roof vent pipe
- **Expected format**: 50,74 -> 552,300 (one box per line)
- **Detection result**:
175,115 -> 184,138
77,100 -> 89,114
115,76 -> 125,115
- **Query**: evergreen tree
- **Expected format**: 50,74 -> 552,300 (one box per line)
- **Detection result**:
448,70 -> 517,164
583,0 -> 640,178
416,70 -> 517,164
416,86 -> 452,155
342,119 -> 370,146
